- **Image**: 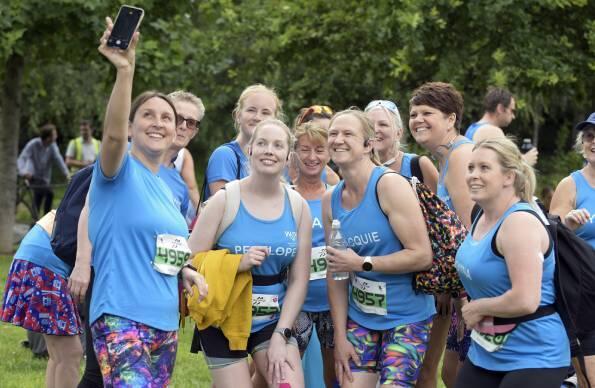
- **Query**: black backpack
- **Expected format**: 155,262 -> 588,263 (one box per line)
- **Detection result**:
51,165 -> 93,266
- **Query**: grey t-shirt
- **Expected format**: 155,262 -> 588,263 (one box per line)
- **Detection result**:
17,138 -> 69,185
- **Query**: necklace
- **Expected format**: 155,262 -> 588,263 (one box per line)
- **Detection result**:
382,151 -> 403,168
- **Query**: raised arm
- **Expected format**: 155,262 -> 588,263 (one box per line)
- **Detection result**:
97,17 -> 140,178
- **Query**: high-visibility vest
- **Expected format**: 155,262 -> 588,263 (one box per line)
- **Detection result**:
70,137 -> 100,171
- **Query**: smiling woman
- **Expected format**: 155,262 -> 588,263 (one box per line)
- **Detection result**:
188,118 -> 312,388
85,16 -> 207,386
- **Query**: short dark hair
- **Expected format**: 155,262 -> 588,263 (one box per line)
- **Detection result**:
483,87 -> 513,113
129,91 -> 178,126
39,123 -> 56,140
409,82 -> 464,130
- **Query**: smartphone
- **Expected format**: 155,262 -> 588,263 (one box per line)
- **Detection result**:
107,5 -> 144,50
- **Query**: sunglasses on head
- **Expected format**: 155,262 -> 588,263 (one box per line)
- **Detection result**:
297,105 -> 334,125
176,115 -> 200,131
364,100 -> 399,114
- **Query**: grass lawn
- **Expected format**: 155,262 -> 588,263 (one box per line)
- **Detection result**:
0,254 -> 212,388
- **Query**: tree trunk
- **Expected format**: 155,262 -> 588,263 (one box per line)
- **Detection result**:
0,53 -> 24,253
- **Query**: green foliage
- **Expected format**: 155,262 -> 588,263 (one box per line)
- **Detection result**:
1,0 -> 594,176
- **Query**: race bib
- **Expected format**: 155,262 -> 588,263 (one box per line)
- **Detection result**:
309,246 -> 327,281
351,275 -> 387,316
252,293 -> 280,322
152,234 -> 191,276
470,317 -> 517,352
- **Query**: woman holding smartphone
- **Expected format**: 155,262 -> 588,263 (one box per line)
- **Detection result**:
90,18 -> 206,386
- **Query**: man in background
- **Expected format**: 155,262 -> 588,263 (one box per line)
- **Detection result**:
17,123 -> 70,215
65,119 -> 100,173
465,87 -> 538,166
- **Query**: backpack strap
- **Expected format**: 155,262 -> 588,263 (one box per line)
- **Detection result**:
490,207 -> 553,260
493,304 -> 556,325
214,181 -> 303,243
285,185 -> 303,227
214,180 -> 241,242
410,155 -> 424,184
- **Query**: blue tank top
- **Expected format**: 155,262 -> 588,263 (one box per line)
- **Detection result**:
217,193 -> 298,332
437,138 -> 473,211
205,140 -> 250,200
571,171 -> 595,248
14,224 -> 71,278
455,202 -> 570,370
465,122 -> 487,140
331,166 -> 435,330
302,198 -> 329,312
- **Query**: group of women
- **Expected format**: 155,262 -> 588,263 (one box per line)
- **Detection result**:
1,17 -> 594,388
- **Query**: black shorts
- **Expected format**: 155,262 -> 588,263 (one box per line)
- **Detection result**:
196,321 -> 297,369
570,329 -> 595,357
455,359 -> 568,388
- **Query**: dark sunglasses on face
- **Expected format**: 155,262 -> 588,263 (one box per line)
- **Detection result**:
177,115 -> 200,131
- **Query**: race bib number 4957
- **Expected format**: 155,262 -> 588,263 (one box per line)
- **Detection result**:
351,275 -> 387,316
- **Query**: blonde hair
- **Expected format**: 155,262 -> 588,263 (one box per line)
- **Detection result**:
248,119 -> 295,158
329,108 -> 380,165
168,90 -> 206,121
364,105 -> 404,159
232,84 -> 285,130
474,137 -> 536,202
293,122 -> 328,148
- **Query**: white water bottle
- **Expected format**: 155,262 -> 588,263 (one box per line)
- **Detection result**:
329,219 -> 350,281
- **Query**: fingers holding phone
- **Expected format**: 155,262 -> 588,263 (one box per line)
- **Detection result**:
98,5 -> 144,69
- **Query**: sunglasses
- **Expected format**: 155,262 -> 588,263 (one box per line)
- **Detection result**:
177,115 -> 200,131
364,100 -> 399,114
297,105 -> 334,125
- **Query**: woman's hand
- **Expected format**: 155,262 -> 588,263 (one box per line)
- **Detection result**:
68,264 -> 91,304
181,267 -> 208,302
326,246 -> 359,273
238,246 -> 268,272
98,17 -> 139,70
461,299 -> 484,330
334,335 -> 359,386
266,334 -> 295,386
564,208 -> 592,231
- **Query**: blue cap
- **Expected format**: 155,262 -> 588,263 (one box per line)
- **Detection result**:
575,112 -> 595,131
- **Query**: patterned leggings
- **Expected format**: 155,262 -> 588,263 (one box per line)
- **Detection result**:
91,314 -> 177,388
346,316 -> 433,386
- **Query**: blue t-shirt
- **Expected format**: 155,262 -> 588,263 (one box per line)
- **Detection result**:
455,202 -> 570,370
465,121 -> 487,141
437,138 -> 473,211
217,192 -> 298,333
205,140 -> 250,200
303,198 -> 329,312
331,166 -> 435,330
571,170 -> 595,248
160,165 -> 192,225
88,153 -> 188,331
14,224 -> 71,278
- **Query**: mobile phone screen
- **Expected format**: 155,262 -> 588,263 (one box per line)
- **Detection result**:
107,6 -> 144,49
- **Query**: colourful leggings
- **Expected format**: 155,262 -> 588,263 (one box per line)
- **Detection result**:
91,314 -> 177,387
346,316 -> 433,386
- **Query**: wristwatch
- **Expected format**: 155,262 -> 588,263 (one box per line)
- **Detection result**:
273,327 -> 292,342
362,256 -> 373,272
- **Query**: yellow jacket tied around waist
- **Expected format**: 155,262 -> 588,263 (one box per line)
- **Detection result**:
187,249 -> 252,350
